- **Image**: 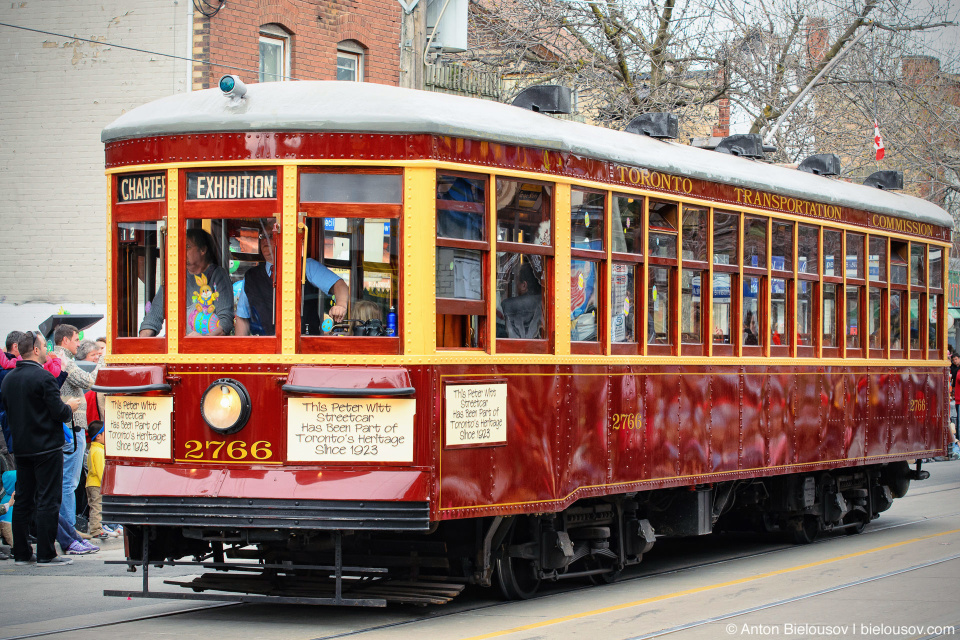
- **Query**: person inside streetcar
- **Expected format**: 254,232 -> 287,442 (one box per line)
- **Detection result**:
234,228 -> 348,336
138,228 -> 234,337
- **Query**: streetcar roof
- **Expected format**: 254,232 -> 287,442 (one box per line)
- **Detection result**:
102,81 -> 952,228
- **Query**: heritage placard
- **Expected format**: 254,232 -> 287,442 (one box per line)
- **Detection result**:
445,383 -> 507,446
286,397 -> 416,462
104,395 -> 173,459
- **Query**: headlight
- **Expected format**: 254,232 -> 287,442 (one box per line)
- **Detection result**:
200,378 -> 251,435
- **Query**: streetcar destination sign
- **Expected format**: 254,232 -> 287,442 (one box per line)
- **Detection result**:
186,170 -> 277,200
117,172 -> 166,202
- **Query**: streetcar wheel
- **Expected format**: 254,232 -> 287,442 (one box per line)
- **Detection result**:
587,559 -> 622,585
788,515 -> 820,544
494,520 -> 541,600
843,512 -> 868,536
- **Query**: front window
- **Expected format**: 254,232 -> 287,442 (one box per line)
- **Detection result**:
299,171 -> 401,348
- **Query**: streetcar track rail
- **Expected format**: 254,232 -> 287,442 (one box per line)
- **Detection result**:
623,553 -> 960,640
5,504 -> 959,640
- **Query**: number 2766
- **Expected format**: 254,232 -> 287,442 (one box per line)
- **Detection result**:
183,440 -> 273,460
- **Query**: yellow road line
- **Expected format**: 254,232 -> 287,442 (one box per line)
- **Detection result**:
462,527 -> 960,640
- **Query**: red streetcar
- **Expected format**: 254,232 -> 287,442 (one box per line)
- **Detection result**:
96,79 -> 949,606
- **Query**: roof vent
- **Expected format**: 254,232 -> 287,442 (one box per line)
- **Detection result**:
511,85 -> 573,114
714,134 -> 766,159
798,154 -> 841,176
863,170 -> 903,190
625,113 -> 678,139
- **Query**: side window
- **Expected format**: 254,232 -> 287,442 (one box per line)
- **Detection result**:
742,216 -> 767,350
436,172 -> 488,349
681,207 -> 707,350
796,225 -> 818,353
571,189 -> 604,350
712,210 -> 739,352
299,171 -> 401,351
495,178 -> 553,351
611,194 -> 644,352
647,199 -> 678,353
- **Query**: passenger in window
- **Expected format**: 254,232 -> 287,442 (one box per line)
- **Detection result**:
351,300 -> 386,336
743,311 -> 759,346
138,229 -> 234,337
234,230 -> 348,336
501,263 -> 543,339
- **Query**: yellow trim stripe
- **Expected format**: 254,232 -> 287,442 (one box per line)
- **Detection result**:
173,459 -> 283,465
461,527 -> 960,640
438,449 -> 939,512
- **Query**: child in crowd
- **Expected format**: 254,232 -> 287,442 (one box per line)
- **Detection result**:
0,470 -> 14,559
0,470 -> 97,556
86,422 -> 107,538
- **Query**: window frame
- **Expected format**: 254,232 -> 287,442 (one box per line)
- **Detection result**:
436,170 -> 491,351
177,166 -> 284,354
111,173 -> 168,355
570,187 -> 607,354
611,192 -> 645,355
336,40 -> 365,82
259,25 -> 290,83
495,176 -> 555,354
711,209 -> 739,357
680,204 -> 708,356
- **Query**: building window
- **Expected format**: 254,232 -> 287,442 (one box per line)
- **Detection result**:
337,41 -> 364,82
259,26 -> 289,82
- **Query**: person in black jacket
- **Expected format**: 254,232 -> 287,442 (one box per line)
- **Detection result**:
0,331 -> 80,566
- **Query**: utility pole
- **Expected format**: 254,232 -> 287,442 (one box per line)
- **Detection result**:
398,0 -> 426,90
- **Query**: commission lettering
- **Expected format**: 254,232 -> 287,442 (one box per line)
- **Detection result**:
871,213 -> 934,238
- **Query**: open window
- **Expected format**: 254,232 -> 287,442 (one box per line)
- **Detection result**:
299,169 -> 401,354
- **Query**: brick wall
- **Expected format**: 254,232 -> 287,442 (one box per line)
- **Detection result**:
0,1 -> 191,307
194,0 -> 402,88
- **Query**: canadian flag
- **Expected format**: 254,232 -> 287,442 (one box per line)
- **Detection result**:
874,120 -> 885,161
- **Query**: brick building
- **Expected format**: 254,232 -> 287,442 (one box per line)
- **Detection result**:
0,0 -> 405,336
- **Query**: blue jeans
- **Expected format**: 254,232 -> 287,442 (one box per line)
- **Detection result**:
60,434 -> 85,527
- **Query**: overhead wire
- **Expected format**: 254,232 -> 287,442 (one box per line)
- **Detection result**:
0,21 -> 298,81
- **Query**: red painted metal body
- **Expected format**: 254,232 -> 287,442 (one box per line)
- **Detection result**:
102,364 -> 947,521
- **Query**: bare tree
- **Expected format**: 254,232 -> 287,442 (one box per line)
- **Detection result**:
447,0 -> 960,217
